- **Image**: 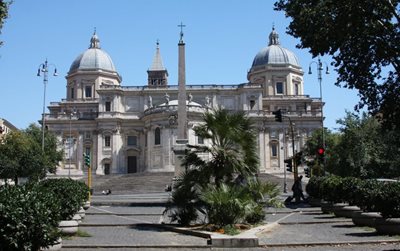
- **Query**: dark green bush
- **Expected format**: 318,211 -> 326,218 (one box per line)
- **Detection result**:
0,184 -> 61,251
340,177 -> 362,205
305,176 -> 326,198
39,178 -> 89,220
201,184 -> 251,227
372,181 -> 400,218
354,179 -> 384,212
320,175 -> 343,203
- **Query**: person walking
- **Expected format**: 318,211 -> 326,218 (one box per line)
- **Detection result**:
293,175 -> 306,203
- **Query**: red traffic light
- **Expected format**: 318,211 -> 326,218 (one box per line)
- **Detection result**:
317,148 -> 325,155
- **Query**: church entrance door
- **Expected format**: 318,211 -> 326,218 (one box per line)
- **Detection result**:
127,156 -> 137,173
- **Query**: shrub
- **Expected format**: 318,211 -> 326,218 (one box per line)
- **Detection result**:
305,176 -> 326,198
39,178 -> 89,220
354,179 -> 384,212
201,184 -> 252,227
165,171 -> 203,226
340,177 -> 362,205
319,175 -> 343,203
372,181 -> 400,218
0,184 -> 62,251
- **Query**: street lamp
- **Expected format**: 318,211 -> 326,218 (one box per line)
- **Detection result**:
66,110 -> 76,178
37,59 -> 58,151
308,57 -> 329,169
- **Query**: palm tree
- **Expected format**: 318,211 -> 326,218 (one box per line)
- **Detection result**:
166,109 -> 282,226
182,108 -> 259,186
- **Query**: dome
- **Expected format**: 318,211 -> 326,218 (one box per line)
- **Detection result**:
69,32 -> 117,74
251,27 -> 300,68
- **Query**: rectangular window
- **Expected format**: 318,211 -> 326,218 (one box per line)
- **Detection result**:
127,136 -> 137,146
85,147 -> 91,156
249,100 -> 256,110
276,82 -> 284,94
85,131 -> 91,140
85,86 -> 92,98
198,136 -> 204,144
105,136 -> 111,147
71,87 -> 74,99
294,83 -> 299,95
105,101 -> 111,112
271,143 -> 278,157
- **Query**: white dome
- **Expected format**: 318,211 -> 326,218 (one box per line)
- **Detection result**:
68,32 -> 117,74
251,28 -> 300,68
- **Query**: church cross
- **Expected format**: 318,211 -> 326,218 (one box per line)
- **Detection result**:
178,22 -> 186,42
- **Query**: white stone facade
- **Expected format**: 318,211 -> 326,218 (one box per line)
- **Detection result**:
45,29 -> 322,176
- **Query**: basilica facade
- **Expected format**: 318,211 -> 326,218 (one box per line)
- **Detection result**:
45,27 -> 323,176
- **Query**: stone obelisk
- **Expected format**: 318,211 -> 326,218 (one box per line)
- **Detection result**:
174,22 -> 188,176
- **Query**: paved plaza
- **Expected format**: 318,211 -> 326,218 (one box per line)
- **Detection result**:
60,173 -> 400,250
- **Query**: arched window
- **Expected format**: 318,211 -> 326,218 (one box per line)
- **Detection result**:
154,128 -> 161,145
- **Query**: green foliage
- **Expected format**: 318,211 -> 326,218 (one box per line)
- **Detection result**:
304,112 -> 400,179
167,109 -> 282,227
0,0 -> 12,47
373,181 -> 400,218
39,178 -> 89,220
302,128 -> 339,176
317,175 -> 400,218
201,184 -> 254,227
274,0 -> 400,130
319,175 -> 343,203
0,124 -> 64,184
340,177 -> 362,205
183,109 -> 259,186
354,179 -> 384,212
0,184 -> 62,251
166,171 -> 203,226
24,124 -> 64,174
305,176 -> 326,199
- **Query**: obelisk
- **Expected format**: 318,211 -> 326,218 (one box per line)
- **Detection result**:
177,22 -> 187,140
174,22 -> 188,176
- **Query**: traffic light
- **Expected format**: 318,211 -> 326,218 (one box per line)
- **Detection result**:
304,167 -> 310,178
317,147 -> 325,156
84,153 -> 91,167
294,151 -> 303,166
284,158 -> 292,172
272,109 -> 283,122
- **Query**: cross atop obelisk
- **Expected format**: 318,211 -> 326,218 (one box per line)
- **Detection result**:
178,22 -> 186,44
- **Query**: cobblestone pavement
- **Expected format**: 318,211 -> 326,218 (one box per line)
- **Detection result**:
60,173 -> 400,250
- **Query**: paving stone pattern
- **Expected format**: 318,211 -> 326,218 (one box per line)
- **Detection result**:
61,173 -> 400,250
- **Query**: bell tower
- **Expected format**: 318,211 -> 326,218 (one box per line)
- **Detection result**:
147,40 -> 168,88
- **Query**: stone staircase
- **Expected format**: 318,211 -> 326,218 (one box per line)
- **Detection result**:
88,172 -> 175,195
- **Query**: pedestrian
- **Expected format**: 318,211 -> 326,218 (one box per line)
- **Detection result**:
292,175 -> 306,203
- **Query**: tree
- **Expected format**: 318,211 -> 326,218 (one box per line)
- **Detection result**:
274,0 -> 400,130
24,124 -> 63,174
166,109 -> 282,226
183,109 -> 259,187
0,124 -> 63,184
332,112 -> 400,178
305,112 -> 400,178
303,127 -> 339,176
0,0 -> 12,47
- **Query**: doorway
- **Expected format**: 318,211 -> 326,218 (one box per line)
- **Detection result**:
127,156 -> 137,173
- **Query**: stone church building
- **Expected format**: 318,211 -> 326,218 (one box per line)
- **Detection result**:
45,27 -> 323,176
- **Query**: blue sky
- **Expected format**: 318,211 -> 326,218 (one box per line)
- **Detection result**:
0,0 -> 360,130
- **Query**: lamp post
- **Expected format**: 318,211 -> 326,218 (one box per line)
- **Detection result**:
67,110 -> 76,178
308,57 -> 329,169
37,59 -> 58,151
